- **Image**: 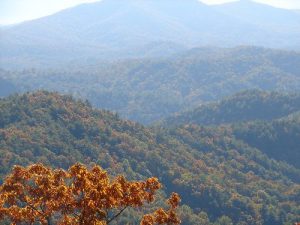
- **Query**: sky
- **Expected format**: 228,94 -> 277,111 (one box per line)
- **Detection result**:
0,0 -> 300,25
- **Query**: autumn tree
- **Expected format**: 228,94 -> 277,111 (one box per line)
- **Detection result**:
0,163 -> 180,225
141,192 -> 181,225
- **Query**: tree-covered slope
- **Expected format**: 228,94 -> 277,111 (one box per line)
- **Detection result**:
161,90 -> 300,169
3,47 -> 300,124
0,91 -> 300,224
162,90 -> 300,127
232,112 -> 300,169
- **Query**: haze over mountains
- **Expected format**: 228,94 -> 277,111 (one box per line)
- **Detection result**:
0,77 -> 17,97
1,1 -> 300,224
3,47 -> 300,124
1,0 -> 300,69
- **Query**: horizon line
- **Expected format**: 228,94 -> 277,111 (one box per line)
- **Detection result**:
0,0 -> 299,26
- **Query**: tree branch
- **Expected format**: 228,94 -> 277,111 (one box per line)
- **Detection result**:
107,206 -> 128,224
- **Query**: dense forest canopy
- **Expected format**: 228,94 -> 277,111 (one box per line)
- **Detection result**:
161,90 -> 300,169
1,1 -> 300,224
0,91 -> 299,225
161,90 -> 300,127
232,113 -> 300,169
2,47 -> 300,124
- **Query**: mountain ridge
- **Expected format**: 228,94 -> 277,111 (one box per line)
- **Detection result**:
1,0 -> 300,69
4,46 -> 300,124
161,90 -> 300,127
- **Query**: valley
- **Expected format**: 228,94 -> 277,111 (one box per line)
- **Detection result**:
0,0 -> 300,224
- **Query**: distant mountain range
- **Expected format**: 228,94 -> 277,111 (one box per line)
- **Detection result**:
1,1 -> 300,224
3,46 -> 300,124
1,0 -> 300,69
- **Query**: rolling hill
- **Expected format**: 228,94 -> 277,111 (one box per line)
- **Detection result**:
3,47 -> 300,124
161,90 -> 300,169
161,90 -> 300,127
0,91 -> 300,224
1,0 -> 300,68
1,0 -> 300,224
232,112 -> 300,169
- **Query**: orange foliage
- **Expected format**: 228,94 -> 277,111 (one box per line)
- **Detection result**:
141,193 -> 181,225
0,163 -> 180,225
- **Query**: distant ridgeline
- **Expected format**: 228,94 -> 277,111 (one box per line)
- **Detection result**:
1,0 -> 300,223
1,0 -> 300,68
162,90 -> 300,126
2,47 -> 300,124
0,91 -> 299,224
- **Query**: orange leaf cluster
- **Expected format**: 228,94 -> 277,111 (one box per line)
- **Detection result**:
141,193 -> 181,225
0,163 -> 180,225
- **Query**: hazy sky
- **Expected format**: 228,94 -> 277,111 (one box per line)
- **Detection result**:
0,0 -> 299,25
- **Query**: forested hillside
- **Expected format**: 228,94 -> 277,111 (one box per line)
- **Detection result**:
1,0 -> 300,224
0,91 -> 300,225
2,47 -> 300,124
232,112 -> 300,169
162,90 -> 300,127
161,90 -> 300,168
